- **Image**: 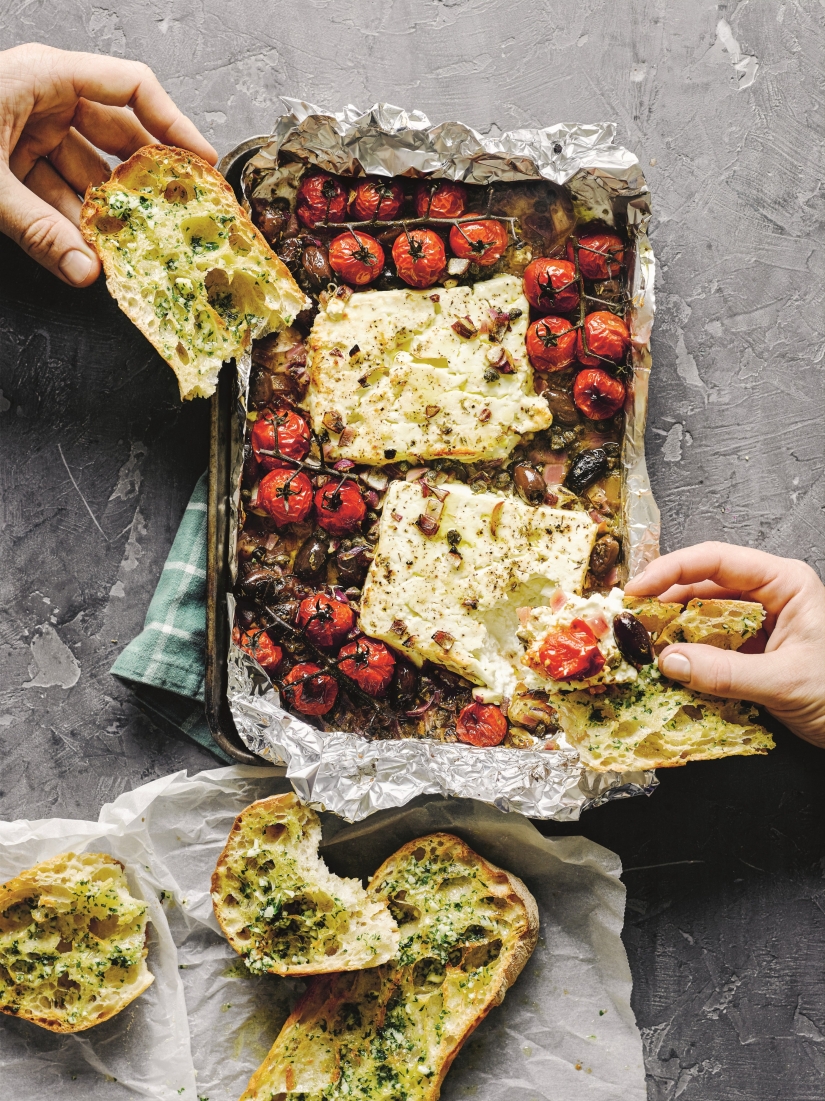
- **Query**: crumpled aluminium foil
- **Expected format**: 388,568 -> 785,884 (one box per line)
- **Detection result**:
225,100 -> 660,822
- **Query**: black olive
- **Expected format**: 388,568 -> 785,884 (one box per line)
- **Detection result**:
336,544 -> 372,587
278,236 -> 303,268
302,244 -> 332,288
391,659 -> 419,706
589,534 -> 621,577
564,448 -> 609,496
513,463 -> 545,505
241,443 -> 258,489
543,387 -> 580,426
613,612 -> 654,669
293,536 -> 328,581
240,566 -> 283,603
250,197 -> 289,245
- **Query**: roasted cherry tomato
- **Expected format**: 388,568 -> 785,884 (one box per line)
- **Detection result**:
448,219 -> 509,267
296,172 -> 348,229
522,257 -> 579,314
328,229 -> 385,286
314,479 -> 367,535
351,177 -> 405,221
258,468 -> 313,527
250,407 -> 311,470
525,317 -> 577,372
536,618 -> 606,681
297,592 -> 356,649
572,368 -> 626,420
392,228 -> 446,288
455,702 -> 508,747
337,637 -> 395,697
567,232 -> 625,280
576,311 -> 630,366
414,179 -> 467,219
282,662 -> 339,716
232,626 -> 283,674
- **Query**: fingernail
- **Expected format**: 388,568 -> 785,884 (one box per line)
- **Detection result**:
661,652 -> 691,682
59,250 -> 94,285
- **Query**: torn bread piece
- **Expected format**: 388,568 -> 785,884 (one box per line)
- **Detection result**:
240,832 -> 538,1101
211,793 -> 398,976
0,852 -> 153,1033
80,145 -> 309,400
653,598 -> 764,654
622,595 -> 683,637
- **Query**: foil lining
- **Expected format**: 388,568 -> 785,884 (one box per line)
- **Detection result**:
223,101 -> 660,823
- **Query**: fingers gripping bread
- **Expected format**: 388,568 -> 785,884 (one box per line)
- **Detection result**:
212,794 -> 399,976
0,852 -> 153,1033
240,832 -> 539,1101
80,145 -> 310,401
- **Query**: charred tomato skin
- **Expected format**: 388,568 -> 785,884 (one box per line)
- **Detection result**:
572,368 -> 627,420
413,179 -> 467,219
455,702 -> 508,747
282,662 -> 339,716
526,316 -> 578,372
314,479 -> 367,536
328,230 -> 385,286
232,626 -> 283,674
296,592 -> 356,649
537,618 -> 606,681
448,220 -> 509,267
250,407 -> 311,470
337,637 -> 396,697
392,228 -> 446,288
296,172 -> 348,229
351,177 -> 405,221
567,232 -> 625,280
258,468 -> 314,527
576,311 -> 631,366
523,257 -> 580,314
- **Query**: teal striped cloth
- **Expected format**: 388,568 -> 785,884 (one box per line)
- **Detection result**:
111,472 -> 232,761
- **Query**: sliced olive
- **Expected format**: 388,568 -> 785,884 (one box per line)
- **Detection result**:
513,463 -> 545,505
543,387 -> 580,426
613,612 -> 654,669
590,534 -> 620,577
293,536 -> 328,580
564,448 -> 609,496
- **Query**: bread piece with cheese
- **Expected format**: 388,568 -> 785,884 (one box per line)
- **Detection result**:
80,145 -> 309,400
240,832 -> 538,1101
305,274 -> 551,464
653,598 -> 764,654
0,852 -> 153,1033
211,794 -> 398,976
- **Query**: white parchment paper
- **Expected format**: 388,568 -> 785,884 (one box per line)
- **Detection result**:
0,766 -> 646,1100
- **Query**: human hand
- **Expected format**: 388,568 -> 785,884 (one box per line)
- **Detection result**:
0,43 -> 217,286
624,541 -> 825,748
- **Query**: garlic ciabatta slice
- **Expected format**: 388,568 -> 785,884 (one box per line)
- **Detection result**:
0,852 -> 153,1033
80,145 -> 309,400
240,832 -> 538,1101
211,794 -> 399,976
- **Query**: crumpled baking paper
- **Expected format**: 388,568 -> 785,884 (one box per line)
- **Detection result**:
0,765 -> 646,1100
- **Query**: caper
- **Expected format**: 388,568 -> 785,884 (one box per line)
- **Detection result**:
293,536 -> 328,580
589,535 -> 620,577
613,612 -> 654,669
564,448 -> 609,496
513,463 -> 545,505
543,387 -> 580,426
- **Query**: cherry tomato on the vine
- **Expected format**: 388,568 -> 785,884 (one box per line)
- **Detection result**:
572,368 -> 626,420
455,702 -> 508,747
258,468 -> 314,527
576,311 -> 630,366
314,479 -> 366,535
297,593 -> 356,649
525,317 -> 578,372
414,179 -> 467,219
337,637 -> 396,697
351,177 -> 405,221
296,172 -> 348,229
328,230 -> 385,285
392,228 -> 446,288
232,626 -> 283,674
250,407 -> 311,471
523,257 -> 579,314
448,220 -> 509,267
536,619 -> 605,681
282,662 -> 338,716
566,232 -> 625,280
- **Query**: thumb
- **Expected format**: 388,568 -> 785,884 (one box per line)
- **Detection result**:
0,167 -> 100,286
657,644 -> 785,707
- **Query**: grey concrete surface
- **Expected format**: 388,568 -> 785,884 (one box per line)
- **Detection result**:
0,2 -> 823,1098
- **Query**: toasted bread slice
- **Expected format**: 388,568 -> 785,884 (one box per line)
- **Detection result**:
622,595 -> 683,638
211,794 -> 398,976
653,598 -> 764,654
80,145 -> 309,400
240,832 -> 539,1101
0,852 -> 153,1033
